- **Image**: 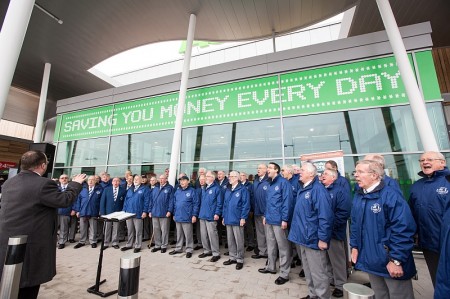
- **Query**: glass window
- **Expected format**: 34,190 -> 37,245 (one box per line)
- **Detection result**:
55,138 -> 109,167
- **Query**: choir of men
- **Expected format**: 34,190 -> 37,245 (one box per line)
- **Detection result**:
54,152 -> 450,298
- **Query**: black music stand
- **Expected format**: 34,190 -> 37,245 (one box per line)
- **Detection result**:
87,212 -> 135,297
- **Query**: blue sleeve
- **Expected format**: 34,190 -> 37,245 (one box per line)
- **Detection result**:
282,181 -> 293,222
241,188 -> 250,220
143,188 -> 151,213
250,185 -> 255,213
193,189 -> 200,217
316,187 -> 333,243
148,190 -> 154,213
215,189 -> 223,216
99,190 -> 107,215
334,188 -> 351,229
123,189 -> 131,211
168,190 -> 174,214
350,196 -> 359,249
74,193 -> 81,212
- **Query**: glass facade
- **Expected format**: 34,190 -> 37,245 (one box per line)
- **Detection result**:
53,102 -> 450,197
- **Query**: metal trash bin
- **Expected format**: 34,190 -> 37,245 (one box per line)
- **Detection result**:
343,283 -> 375,299
118,253 -> 141,299
0,235 -> 28,299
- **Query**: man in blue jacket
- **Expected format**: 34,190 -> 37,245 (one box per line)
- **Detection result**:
57,174 -> 74,249
325,160 -> 351,195
148,174 -> 174,253
409,151 -> 450,287
170,176 -> 200,258
99,177 -> 126,249
251,163 -> 270,259
435,174 -> 450,298
288,162 -> 333,299
222,171 -> 250,270
198,171 -> 223,262
351,160 -> 416,299
258,162 -> 294,285
121,175 -> 151,253
74,175 -> 103,249
321,168 -> 351,298
240,171 -> 255,252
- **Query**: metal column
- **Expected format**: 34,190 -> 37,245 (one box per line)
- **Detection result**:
0,0 -> 36,120
33,63 -> 51,143
376,0 -> 439,152
168,14 -> 197,186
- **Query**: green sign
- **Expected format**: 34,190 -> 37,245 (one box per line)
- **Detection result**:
55,51 -> 441,141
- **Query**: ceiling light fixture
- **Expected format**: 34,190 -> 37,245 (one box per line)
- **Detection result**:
34,3 -> 63,24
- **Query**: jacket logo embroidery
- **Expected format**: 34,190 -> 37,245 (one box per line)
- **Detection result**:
235,193 -> 240,197
436,187 -> 448,195
164,189 -> 169,193
209,190 -> 213,194
371,203 -> 382,213
186,193 -> 191,197
96,191 -> 101,194
305,192 -> 310,199
263,186 -> 268,190
275,186 -> 279,191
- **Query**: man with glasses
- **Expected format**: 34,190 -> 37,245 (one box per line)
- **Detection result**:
57,174 -> 76,249
409,151 -> 450,287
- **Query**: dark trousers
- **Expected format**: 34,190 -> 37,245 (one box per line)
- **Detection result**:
18,285 -> 40,299
423,248 -> 440,287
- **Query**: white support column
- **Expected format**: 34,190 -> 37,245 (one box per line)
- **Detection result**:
0,0 -> 36,120
33,63 -> 51,143
168,14 -> 196,186
376,0 -> 439,152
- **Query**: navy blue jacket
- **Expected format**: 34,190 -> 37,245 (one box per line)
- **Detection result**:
325,182 -> 351,240
264,174 -> 294,225
100,179 -> 112,189
123,185 -> 151,219
57,185 -> 74,216
223,184 -> 250,226
288,176 -> 333,249
242,180 -> 253,211
351,182 -> 417,280
75,185 -> 103,217
252,174 -> 270,216
173,186 -> 200,223
99,185 -> 126,215
287,175 -> 301,202
199,182 -> 223,221
335,170 -> 351,195
148,183 -> 174,217
216,177 -> 229,195
435,175 -> 450,298
409,167 -> 450,253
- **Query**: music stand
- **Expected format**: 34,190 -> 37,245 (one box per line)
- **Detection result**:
87,212 -> 135,297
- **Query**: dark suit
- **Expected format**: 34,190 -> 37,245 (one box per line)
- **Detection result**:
0,170 -> 82,288
100,186 -> 126,246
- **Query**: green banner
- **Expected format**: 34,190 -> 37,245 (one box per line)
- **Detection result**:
55,51 -> 441,142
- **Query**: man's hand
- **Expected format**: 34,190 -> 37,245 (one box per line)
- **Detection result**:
70,210 -> 76,216
166,212 -> 171,218
149,212 -> 152,218
76,212 -> 80,218
141,212 -> 147,218
318,240 -> 328,250
240,219 -> 246,226
192,216 -> 197,223
281,221 -> 288,230
387,261 -> 404,278
351,248 -> 358,264
72,174 -> 87,184
262,217 -> 266,225
214,214 -> 219,221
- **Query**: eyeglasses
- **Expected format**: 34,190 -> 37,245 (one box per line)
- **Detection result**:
418,158 -> 443,163
60,177 -> 69,179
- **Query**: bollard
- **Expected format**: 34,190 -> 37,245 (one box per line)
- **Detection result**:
0,235 -> 28,299
343,283 -> 375,299
118,253 -> 141,299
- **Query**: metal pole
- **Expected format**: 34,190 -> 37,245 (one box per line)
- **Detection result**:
33,63 -> 51,143
0,0 -> 36,120
0,235 -> 28,299
375,0 -> 439,152
168,14 -> 196,186
117,253 -> 141,299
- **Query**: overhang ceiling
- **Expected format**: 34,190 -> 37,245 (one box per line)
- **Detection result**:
0,0 -> 449,102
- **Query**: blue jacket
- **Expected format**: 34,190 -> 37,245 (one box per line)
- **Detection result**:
223,184 -> 250,226
100,179 -> 112,189
264,174 -> 294,225
123,185 -> 151,219
287,175 -> 301,202
217,177 -> 229,195
435,175 -> 450,299
75,185 -> 103,217
199,182 -> 223,221
99,186 -> 126,215
288,176 -> 333,249
351,182 -> 417,280
173,186 -> 200,223
252,174 -> 270,216
409,167 -> 450,253
148,184 -> 174,217
335,170 -> 351,195
242,180 -> 254,210
57,185 -> 75,216
325,182 -> 351,240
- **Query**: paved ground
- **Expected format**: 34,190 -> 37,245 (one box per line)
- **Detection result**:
38,240 -> 434,298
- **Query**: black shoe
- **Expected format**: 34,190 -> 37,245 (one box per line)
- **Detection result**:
58,244 -> 65,249
151,247 -> 161,252
223,259 -> 237,265
332,288 -> 344,298
134,248 -> 141,253
161,248 -> 167,253
275,277 -> 289,285
103,245 -> 109,250
199,253 -> 213,258
246,246 -> 254,252
69,239 -> 76,243
291,261 -> 296,268
258,268 -> 276,274
142,238 -> 150,241
225,243 -> 228,249
251,254 -> 267,259
121,246 -> 132,251
209,255 -> 220,262
193,245 -> 203,250
169,250 -> 182,255
363,282 -> 371,288
236,262 -> 243,270
113,245 -> 120,249
299,269 -> 305,278
74,243 -> 85,249
91,243 -> 97,248
300,296 -> 317,299
186,252 -> 192,258
296,258 -> 302,266
224,251 -> 229,256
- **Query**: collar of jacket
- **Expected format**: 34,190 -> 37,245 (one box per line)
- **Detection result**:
228,183 -> 243,192
417,167 -> 450,179
299,175 -> 319,191
356,180 -> 385,195
206,181 -> 217,190
268,174 -> 281,185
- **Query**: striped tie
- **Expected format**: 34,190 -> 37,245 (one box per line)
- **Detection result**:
89,187 -> 93,197
113,188 -> 118,201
